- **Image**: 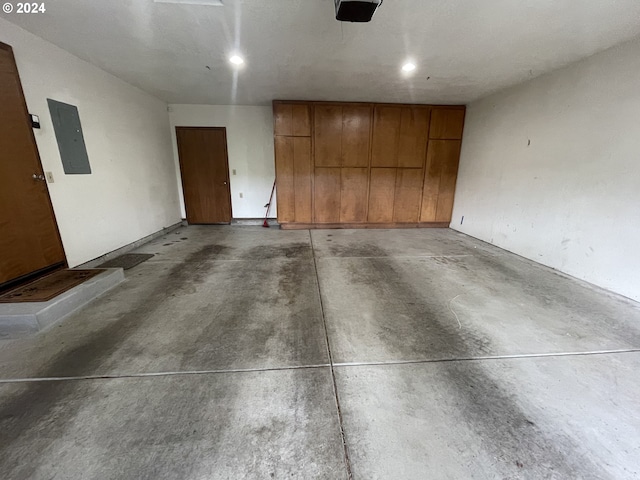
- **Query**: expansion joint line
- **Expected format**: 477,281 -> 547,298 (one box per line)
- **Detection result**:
308,230 -> 354,480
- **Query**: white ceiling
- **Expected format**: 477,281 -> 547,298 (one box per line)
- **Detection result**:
5,0 -> 640,105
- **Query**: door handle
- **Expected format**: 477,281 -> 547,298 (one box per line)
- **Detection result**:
223,181 -> 228,185
32,174 -> 45,181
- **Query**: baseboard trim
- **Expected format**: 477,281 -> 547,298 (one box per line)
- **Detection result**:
279,222 -> 450,230
231,218 -> 279,226
78,221 -> 186,269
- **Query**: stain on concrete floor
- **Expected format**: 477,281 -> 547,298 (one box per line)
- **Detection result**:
339,250 -> 607,479
0,226 -> 639,479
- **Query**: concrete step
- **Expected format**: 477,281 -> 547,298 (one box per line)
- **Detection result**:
0,268 -> 125,339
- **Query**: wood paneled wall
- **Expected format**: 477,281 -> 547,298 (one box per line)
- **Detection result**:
273,100 -> 465,229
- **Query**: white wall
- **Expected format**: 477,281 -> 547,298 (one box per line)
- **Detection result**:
1,19 -> 181,267
452,37 -> 640,301
168,105 -> 276,219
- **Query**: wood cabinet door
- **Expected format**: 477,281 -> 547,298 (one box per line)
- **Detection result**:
372,106 -> 430,169
274,103 -> 293,136
314,105 -> 343,167
274,136 -> 295,223
397,108 -> 430,168
273,101 -> 464,228
393,169 -> 424,223
275,136 -> 312,223
292,105 -> 311,136
429,109 -> 465,139
274,103 -> 310,136
314,168 -> 341,223
420,140 -> 462,222
371,106 -> 402,167
435,141 -> 462,222
341,105 -> 371,167
292,137 -> 312,223
340,168 -> 369,223
368,168 -> 397,223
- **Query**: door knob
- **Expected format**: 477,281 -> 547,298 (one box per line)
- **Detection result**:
223,181 -> 227,185
32,174 -> 45,181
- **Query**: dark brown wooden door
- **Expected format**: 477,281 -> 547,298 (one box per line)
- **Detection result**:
176,127 -> 232,224
0,42 -> 66,287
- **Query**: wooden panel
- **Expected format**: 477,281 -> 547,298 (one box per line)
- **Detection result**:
435,140 -> 462,222
274,136 -> 295,223
273,103 -> 292,136
420,140 -> 445,222
292,104 -> 311,136
342,105 -> 371,167
293,137 -> 312,222
371,106 -> 401,167
368,168 -> 396,223
0,42 -> 66,286
420,140 -> 461,222
177,127 -> 232,224
340,168 -> 369,223
274,103 -> 311,137
429,108 -> 465,139
393,169 -> 424,223
397,108 -> 430,168
314,105 -> 343,167
273,101 -> 464,229
314,167 -> 341,223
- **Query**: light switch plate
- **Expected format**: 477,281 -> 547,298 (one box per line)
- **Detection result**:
45,171 -> 54,183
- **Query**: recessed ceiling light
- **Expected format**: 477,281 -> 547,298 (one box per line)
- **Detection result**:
229,55 -> 245,66
402,62 -> 417,73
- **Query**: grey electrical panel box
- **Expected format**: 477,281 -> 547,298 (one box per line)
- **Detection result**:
47,99 -> 91,174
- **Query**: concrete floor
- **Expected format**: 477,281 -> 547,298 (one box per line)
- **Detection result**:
1,226 -> 639,479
